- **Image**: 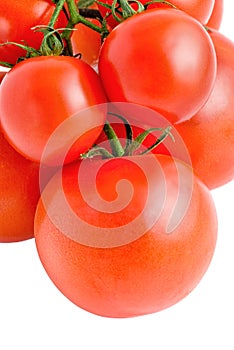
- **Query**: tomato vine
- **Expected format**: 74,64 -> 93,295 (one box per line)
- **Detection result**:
82,113 -> 174,159
0,0 -> 177,67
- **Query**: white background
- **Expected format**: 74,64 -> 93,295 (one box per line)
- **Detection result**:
0,2 -> 234,349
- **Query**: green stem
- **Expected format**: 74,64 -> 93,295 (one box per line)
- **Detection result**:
140,126 -> 174,155
0,42 -> 41,57
81,119 -> 174,160
49,0 -> 67,27
0,61 -> 14,68
82,146 -> 114,159
107,112 -> 133,150
65,37 -> 74,56
111,0 -> 145,22
119,0 -> 136,18
144,0 -> 176,8
63,0 -> 102,42
103,122 -> 125,157
39,28 -> 64,56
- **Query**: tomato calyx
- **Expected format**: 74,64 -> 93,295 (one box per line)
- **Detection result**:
81,113 -> 174,159
0,27 -> 65,66
143,0 -> 176,10
111,0 -> 145,23
96,0 -> 175,24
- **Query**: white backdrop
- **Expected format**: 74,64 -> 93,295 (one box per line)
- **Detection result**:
0,2 -> 234,349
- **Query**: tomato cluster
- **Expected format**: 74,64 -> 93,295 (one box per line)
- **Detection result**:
0,0 -> 233,318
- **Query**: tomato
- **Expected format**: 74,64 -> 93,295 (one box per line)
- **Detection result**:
0,0 -> 67,65
98,9 -> 217,124
206,0 -> 223,29
0,130 -> 40,242
34,153 -> 217,317
175,30 -> 234,189
71,19 -> 102,66
0,56 -> 107,165
98,0 -> 215,29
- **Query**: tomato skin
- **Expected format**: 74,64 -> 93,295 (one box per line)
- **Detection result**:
98,0 -> 215,29
0,56 -> 107,165
0,130 -> 40,242
35,154 -> 217,317
99,9 -> 217,124
206,0 -> 223,29
168,0 -> 214,23
71,20 -> 102,66
175,30 -> 234,189
0,0 -> 67,65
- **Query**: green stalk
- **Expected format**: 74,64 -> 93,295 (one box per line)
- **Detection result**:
63,0 -> 103,42
0,61 -> 13,68
107,112 -> 133,150
143,0 -> 176,9
103,122 -> 125,157
140,126 -> 174,155
49,0 -> 67,28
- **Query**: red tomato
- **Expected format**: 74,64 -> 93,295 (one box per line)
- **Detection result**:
0,56 -> 107,165
71,19 -> 102,66
35,154 -> 217,317
206,0 -> 223,29
0,130 -> 40,242
98,9 -> 217,124
98,0 -> 215,29
175,30 -> 234,189
0,0 -> 67,65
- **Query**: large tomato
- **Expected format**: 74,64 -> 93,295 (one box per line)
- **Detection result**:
98,0 -> 215,29
0,0 -> 67,65
175,30 -> 234,189
0,56 -> 107,165
35,153 -> 217,317
0,130 -> 40,242
98,9 -> 217,124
